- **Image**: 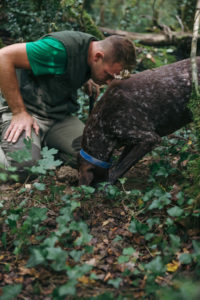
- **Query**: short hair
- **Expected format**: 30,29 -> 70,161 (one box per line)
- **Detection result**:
99,35 -> 136,71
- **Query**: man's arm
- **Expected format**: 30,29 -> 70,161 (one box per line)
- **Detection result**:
0,43 -> 39,143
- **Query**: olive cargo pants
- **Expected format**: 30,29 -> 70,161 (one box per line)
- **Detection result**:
0,109 -> 84,172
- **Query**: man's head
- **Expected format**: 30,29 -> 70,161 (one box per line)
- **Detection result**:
88,35 -> 136,85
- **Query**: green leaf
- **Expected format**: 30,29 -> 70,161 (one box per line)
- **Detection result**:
167,206 -> 183,217
28,207 -> 47,223
112,235 -> 123,243
129,219 -> 149,235
108,278 -> 122,288
118,177 -> 127,185
122,247 -> 135,255
149,194 -> 171,210
165,217 -> 174,226
31,147 -> 62,174
145,256 -> 166,274
58,279 -> 77,296
0,173 -> 8,181
26,248 -> 45,267
42,236 -> 58,248
146,217 -> 160,229
118,255 -> 130,263
46,246 -> 68,261
33,182 -> 46,191
67,264 -> 92,281
170,234 -> 181,250
179,253 -> 192,264
46,247 -> 68,271
0,284 -> 22,300
144,233 -> 155,241
6,214 -> 19,228
69,250 -> 84,262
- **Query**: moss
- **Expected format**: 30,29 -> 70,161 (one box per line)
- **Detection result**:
67,5 -> 104,40
81,11 -> 104,40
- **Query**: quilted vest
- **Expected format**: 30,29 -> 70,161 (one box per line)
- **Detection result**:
17,31 -> 96,120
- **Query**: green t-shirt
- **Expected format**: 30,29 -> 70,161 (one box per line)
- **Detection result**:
26,37 -> 67,76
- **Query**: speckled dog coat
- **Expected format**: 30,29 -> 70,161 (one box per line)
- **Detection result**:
80,58 -> 197,184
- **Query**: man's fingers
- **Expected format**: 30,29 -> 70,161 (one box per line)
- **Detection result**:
12,127 -> 24,143
4,124 -> 14,140
6,126 -> 20,143
33,120 -> 39,135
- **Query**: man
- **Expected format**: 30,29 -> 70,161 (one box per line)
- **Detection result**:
0,30 -> 136,176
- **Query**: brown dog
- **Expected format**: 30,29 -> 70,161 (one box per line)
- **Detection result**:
78,58 -> 197,186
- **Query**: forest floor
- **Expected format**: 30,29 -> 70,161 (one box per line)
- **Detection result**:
0,142 -> 200,300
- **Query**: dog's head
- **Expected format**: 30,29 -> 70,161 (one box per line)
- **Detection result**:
77,153 -> 109,186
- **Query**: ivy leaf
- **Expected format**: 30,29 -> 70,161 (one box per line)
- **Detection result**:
67,264 -> 92,281
69,250 -> 85,262
149,194 -> 171,210
27,207 -> 47,224
33,182 -> 46,191
26,248 -> 45,267
57,279 -> 77,296
179,253 -> 192,264
0,284 -> 22,300
122,247 -> 135,255
129,219 -> 149,235
144,233 -> 155,241
167,206 -> 183,217
145,256 -> 166,275
42,236 -> 58,248
46,247 -> 68,271
118,255 -> 130,263
170,234 -> 181,250
108,278 -> 122,288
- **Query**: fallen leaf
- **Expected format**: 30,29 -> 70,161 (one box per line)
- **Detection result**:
78,275 -> 95,284
18,266 -> 40,278
104,272 -> 112,282
85,258 -> 97,266
166,260 -> 180,272
14,276 -> 24,283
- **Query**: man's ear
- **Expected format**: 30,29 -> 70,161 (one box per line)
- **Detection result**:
78,164 -> 95,186
94,51 -> 104,62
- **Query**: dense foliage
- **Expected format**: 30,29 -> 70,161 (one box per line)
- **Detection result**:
1,0 -> 103,42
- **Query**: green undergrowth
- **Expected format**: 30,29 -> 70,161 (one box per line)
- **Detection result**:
0,126 -> 200,299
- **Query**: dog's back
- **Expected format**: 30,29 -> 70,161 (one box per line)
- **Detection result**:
84,58 -> 194,147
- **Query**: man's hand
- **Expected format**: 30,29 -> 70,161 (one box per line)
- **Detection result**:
83,79 -> 100,100
4,111 -> 39,143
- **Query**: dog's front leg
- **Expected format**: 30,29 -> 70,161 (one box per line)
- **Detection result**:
109,138 -> 160,184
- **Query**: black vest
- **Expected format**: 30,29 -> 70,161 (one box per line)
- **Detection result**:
17,31 -> 96,119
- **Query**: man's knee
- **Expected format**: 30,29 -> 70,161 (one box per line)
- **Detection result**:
1,131 -> 41,169
58,135 -> 82,168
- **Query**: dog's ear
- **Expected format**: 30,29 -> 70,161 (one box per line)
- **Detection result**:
78,163 -> 95,186
77,153 -> 95,186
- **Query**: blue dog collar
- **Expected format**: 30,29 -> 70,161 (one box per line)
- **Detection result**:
80,149 -> 111,169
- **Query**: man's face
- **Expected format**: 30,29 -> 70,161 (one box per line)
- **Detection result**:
90,58 -> 123,85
